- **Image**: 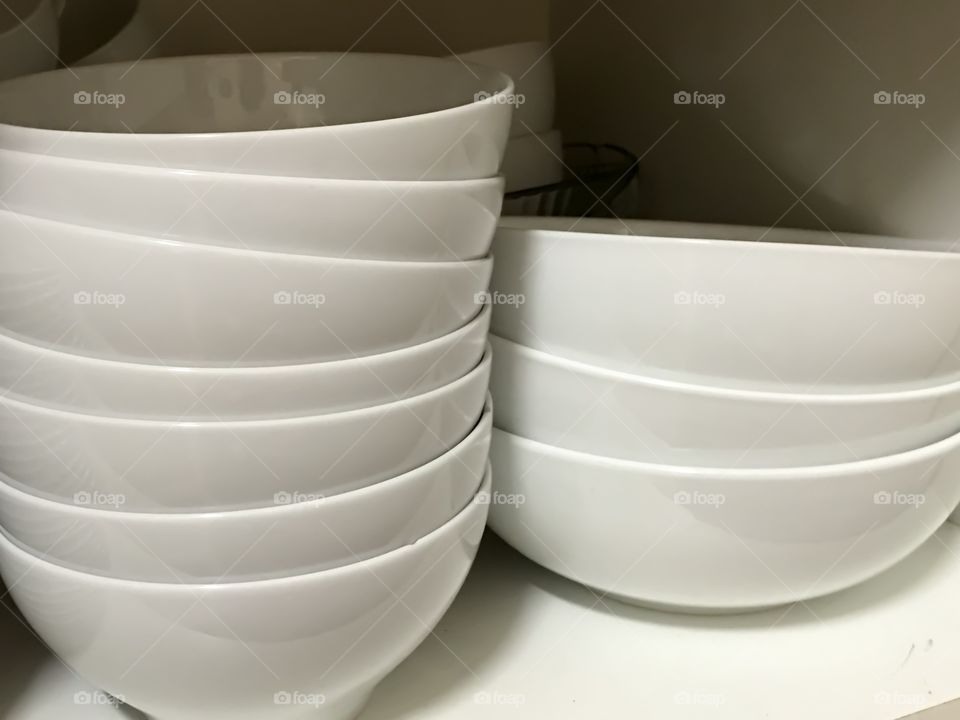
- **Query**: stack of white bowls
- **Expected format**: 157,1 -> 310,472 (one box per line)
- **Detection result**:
488,217 -> 960,613
0,53 -> 513,719
457,41 -> 563,193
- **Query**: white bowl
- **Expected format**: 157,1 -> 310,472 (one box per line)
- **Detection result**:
0,306 -> 489,420
0,0 -> 59,81
502,129 -> 563,193
0,349 -> 490,511
0,52 -> 514,179
0,149 -> 503,260
455,41 -> 555,136
0,471 -> 490,720
490,334 -> 960,467
61,0 -> 156,66
0,211 -> 491,365
489,428 -> 960,612
492,217 -> 960,390
0,402 -> 491,582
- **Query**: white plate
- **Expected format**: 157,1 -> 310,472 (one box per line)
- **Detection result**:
0,403 -> 491,582
490,334 -> 960,467
0,52 -> 513,179
489,427 -> 960,612
0,349 -> 490,511
0,210 -> 491,365
0,307 -> 488,420
0,471 -> 490,720
492,217 -> 960,390
0,149 -> 503,260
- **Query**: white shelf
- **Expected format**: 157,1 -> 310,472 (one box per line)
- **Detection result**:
4,527 -> 960,719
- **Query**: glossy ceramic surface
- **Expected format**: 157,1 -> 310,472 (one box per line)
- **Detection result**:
490,334 -> 960,467
0,306 -> 488,420
489,428 -> 960,612
0,0 -> 59,81
492,217 -> 960,390
0,404 -> 491,582
0,349 -> 490,511
455,41 -> 555,136
502,128 -> 563,192
0,471 -> 490,720
0,211 -> 491,365
0,52 -> 514,179
0,149 -> 503,260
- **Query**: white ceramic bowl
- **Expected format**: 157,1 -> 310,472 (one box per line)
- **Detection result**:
0,349 -> 490,510
492,217 -> 960,390
60,0 -> 155,66
0,306 -> 489,420
0,211 -> 491,365
0,471 -> 490,720
0,52 -> 514,179
490,334 -> 960,467
0,403 -> 491,582
455,41 -> 555,136
489,428 -> 960,612
0,149 -> 503,260
502,129 -> 563,193
0,0 -> 59,81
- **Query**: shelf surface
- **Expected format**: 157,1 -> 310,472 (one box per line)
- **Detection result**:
3,526 -> 960,719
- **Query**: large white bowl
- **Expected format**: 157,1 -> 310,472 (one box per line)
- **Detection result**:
490,334 -> 960,467
0,52 -> 514,179
0,0 -> 59,81
0,211 -> 491,365
0,149 -> 503,260
60,0 -> 156,66
0,403 -> 491,582
502,128 -> 563,193
455,41 -> 555,136
0,306 -> 489,420
0,471 -> 490,720
0,349 -> 490,511
492,217 -> 960,390
489,428 -> 960,612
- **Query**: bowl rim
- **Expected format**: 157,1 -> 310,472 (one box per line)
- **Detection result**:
490,333 -> 960,403
0,52 -> 515,139
0,466 -> 490,590
0,400 -> 492,517
0,346 -> 491,427
0,305 -> 489,375
0,145 -> 508,190
493,423 -> 960,479
496,217 -> 960,261
0,208 -> 496,268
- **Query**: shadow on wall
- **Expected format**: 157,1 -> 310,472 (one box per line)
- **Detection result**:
551,0 -> 960,239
